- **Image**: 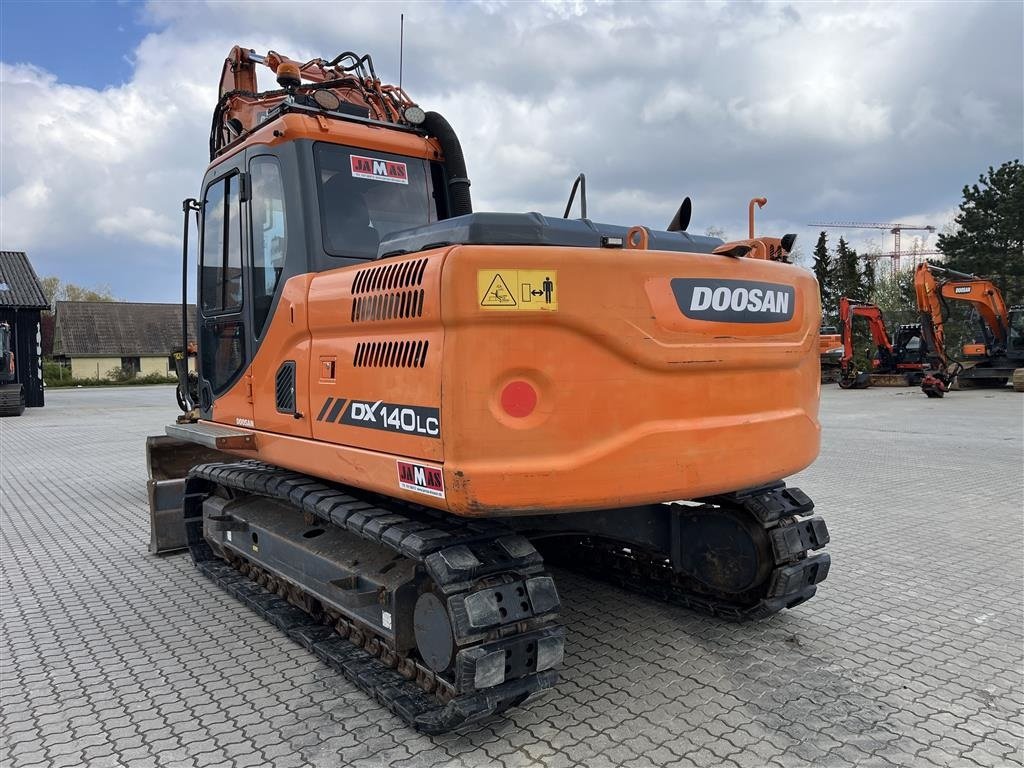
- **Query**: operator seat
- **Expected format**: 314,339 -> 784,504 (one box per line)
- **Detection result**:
322,174 -> 380,258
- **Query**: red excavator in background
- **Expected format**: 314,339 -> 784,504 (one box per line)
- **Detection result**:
914,263 -> 1024,397
836,297 -> 927,389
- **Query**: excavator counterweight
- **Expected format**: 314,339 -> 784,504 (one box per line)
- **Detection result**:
146,45 -> 831,731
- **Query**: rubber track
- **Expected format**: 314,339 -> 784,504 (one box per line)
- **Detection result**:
0,384 -> 24,417
547,483 -> 831,622
184,460 -> 562,733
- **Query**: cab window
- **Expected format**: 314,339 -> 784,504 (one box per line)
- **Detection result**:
199,173 -> 245,395
314,143 -> 443,259
200,175 -> 243,314
250,157 -> 287,335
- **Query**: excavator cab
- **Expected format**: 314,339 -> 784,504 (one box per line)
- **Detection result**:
1009,307 -> 1024,353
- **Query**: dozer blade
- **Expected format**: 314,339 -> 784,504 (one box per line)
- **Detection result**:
146,435 -> 234,554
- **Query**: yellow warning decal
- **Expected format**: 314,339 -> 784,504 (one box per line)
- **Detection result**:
478,270 -> 557,311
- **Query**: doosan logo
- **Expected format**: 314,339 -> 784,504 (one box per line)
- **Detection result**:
689,285 -> 790,315
671,279 -> 796,323
954,286 -> 972,294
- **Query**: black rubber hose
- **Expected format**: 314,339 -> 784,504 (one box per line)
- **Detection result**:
422,111 -> 472,217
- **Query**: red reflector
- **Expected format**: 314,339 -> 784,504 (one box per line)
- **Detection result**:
500,381 -> 537,418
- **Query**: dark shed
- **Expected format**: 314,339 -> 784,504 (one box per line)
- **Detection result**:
0,251 -> 48,408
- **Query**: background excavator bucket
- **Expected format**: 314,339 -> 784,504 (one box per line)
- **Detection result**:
146,435 -> 233,554
921,374 -> 947,398
838,371 -> 872,389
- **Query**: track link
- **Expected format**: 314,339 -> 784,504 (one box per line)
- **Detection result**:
183,461 -> 562,734
541,483 -> 831,621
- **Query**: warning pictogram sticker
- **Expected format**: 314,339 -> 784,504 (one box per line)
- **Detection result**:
478,270 -> 557,311
480,273 -> 517,307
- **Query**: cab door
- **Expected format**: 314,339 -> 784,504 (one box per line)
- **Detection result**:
197,165 -> 254,427
246,151 -> 312,438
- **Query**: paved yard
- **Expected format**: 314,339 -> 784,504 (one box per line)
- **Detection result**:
1,385 -> 1021,768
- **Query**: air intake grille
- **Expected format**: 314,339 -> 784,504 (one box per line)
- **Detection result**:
352,289 -> 425,322
350,258 -> 429,324
275,361 -> 296,413
352,258 -> 427,295
354,340 -> 429,368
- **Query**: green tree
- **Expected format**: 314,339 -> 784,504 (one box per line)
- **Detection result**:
812,231 -> 837,325
835,236 -> 865,303
39,276 -> 117,310
937,159 -> 1024,303
861,257 -> 876,299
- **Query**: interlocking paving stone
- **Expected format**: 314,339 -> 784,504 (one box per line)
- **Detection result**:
1,385 -> 1021,767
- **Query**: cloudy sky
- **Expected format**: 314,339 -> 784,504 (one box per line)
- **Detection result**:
1,0 -> 1021,301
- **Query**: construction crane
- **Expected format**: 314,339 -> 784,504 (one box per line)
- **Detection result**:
808,221 -> 936,271
865,249 -> 942,271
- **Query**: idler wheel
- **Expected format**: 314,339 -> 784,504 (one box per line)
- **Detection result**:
414,592 -> 454,672
676,509 -> 773,595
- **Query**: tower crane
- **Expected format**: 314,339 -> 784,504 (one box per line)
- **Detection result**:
808,221 -> 936,271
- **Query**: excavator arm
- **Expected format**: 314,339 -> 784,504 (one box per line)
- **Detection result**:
914,262 -> 950,369
839,296 -> 893,373
213,47 -> 422,160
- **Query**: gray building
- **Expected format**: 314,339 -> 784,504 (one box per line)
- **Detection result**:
53,301 -> 197,381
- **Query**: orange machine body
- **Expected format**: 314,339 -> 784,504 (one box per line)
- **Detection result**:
819,333 -> 842,356
209,243 -> 821,516
195,47 -> 821,518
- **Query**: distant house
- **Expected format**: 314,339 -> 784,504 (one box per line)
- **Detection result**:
0,251 -> 48,407
53,301 -> 197,381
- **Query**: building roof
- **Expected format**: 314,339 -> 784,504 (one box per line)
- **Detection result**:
53,301 -> 197,357
0,251 -> 48,310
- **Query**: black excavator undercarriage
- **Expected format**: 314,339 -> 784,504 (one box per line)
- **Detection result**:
182,460 -> 830,733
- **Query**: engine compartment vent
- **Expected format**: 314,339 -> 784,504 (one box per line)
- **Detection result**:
352,289 -> 425,323
275,361 -> 296,413
354,340 -> 429,368
352,257 -> 428,295
350,257 -> 429,323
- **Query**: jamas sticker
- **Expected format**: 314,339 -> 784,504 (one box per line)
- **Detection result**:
397,460 -> 445,499
351,155 -> 409,184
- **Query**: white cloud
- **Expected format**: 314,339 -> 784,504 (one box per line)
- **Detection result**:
96,206 -> 179,247
0,0 -> 1020,300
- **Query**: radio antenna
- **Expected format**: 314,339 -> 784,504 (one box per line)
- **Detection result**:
399,13 -> 405,90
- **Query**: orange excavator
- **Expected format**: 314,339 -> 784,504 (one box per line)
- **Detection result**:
818,326 -> 843,383
145,45 -> 830,732
914,262 -> 1024,396
836,297 -> 927,389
